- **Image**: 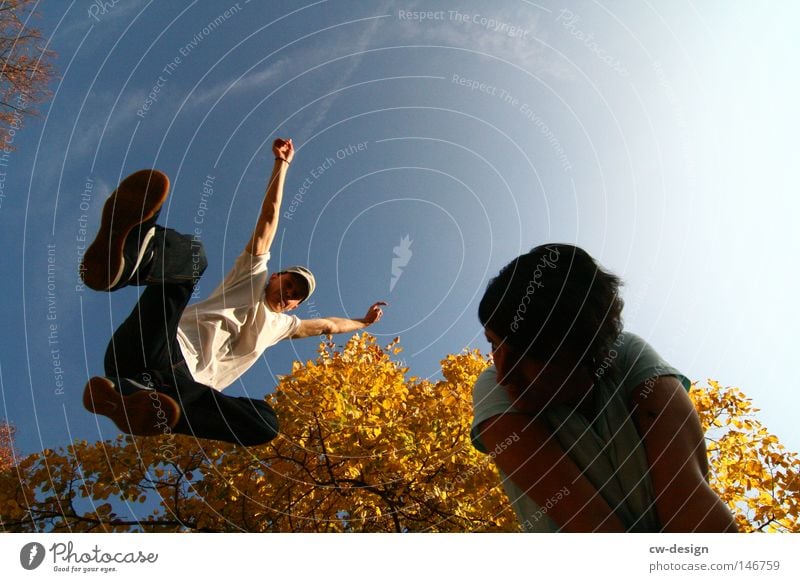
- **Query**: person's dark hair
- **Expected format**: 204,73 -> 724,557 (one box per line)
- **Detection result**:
479,244 -> 623,369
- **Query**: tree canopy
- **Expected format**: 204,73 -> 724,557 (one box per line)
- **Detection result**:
0,0 -> 55,144
691,381 -> 800,532
0,421 -> 14,472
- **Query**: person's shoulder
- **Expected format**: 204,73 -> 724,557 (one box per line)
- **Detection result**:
471,366 -> 516,417
472,366 -> 501,401
238,249 -> 271,267
258,309 -> 301,342
616,331 -> 668,365
471,366 -> 515,453
616,330 -> 646,352
610,331 -> 661,367
227,249 -> 271,282
613,331 -> 690,394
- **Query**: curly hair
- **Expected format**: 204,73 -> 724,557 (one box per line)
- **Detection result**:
479,244 -> 624,369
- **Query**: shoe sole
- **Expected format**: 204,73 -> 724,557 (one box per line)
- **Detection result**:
80,170 -> 170,291
83,377 -> 180,437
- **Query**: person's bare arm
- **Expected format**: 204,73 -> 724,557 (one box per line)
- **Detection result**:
478,413 -> 626,532
630,376 -> 738,532
245,138 -> 294,257
290,302 -> 386,338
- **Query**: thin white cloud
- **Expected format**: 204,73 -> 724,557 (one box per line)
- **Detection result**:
295,9 -> 392,141
184,57 -> 292,110
173,6 -> 395,141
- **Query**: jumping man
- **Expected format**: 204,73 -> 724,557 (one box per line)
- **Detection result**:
81,138 -> 386,445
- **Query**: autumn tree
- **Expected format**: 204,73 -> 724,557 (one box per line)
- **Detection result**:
0,0 -> 55,144
0,420 -> 15,472
1,336 -> 797,532
248,336 -> 518,532
690,381 -> 800,532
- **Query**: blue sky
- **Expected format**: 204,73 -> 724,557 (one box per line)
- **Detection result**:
1,0 -> 798,458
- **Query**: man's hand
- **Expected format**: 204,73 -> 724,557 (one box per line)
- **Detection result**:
273,138 -> 294,164
245,137 -> 294,256
362,301 -> 387,325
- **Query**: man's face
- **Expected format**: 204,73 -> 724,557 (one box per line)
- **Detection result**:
265,272 -> 306,313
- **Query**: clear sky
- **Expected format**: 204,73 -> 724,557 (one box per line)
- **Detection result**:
1,0 -> 798,458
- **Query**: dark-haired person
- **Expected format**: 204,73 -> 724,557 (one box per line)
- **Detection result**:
471,244 -> 737,532
81,138 -> 385,445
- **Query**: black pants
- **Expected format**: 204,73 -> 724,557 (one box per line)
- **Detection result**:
103,226 -> 279,446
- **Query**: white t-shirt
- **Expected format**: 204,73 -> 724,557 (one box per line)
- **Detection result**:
176,250 -> 301,391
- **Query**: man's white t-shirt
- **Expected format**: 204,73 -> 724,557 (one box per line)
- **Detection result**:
176,250 -> 301,391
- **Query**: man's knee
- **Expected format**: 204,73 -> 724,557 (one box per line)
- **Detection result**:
146,227 -> 208,284
241,406 -> 279,446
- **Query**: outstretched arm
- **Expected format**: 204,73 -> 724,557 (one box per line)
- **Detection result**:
291,302 -> 386,338
246,138 -> 294,257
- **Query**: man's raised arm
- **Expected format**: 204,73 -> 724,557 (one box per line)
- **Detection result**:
246,138 -> 294,257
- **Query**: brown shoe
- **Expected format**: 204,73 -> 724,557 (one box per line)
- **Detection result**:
80,169 -> 169,291
83,376 -> 180,437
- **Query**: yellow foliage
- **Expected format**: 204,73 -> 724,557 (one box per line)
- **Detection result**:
690,381 -> 800,532
0,420 -> 15,472
259,335 -> 516,532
